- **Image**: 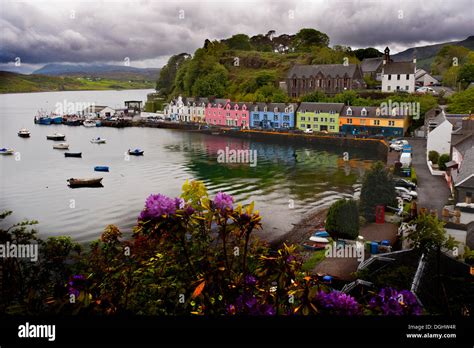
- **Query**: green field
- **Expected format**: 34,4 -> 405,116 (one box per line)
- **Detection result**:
0,71 -> 155,94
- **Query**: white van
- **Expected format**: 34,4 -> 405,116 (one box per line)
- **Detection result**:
400,152 -> 412,168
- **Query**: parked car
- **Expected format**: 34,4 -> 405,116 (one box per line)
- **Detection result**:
393,178 -> 417,190
304,128 -> 314,134
416,86 -> 438,95
395,186 -> 418,198
390,140 -> 409,151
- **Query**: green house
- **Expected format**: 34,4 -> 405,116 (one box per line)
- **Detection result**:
296,103 -> 345,132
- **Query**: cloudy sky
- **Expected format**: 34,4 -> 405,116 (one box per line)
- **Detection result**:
1,0 -> 473,73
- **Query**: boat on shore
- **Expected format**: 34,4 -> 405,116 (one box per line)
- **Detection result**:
94,166 -> 109,172
53,143 -> 69,150
83,120 -> 96,127
67,177 -> 103,188
302,241 -> 328,251
91,137 -> 106,144
18,128 -> 31,138
46,133 -> 66,141
128,148 -> 144,156
65,152 -> 82,158
0,148 -> 15,155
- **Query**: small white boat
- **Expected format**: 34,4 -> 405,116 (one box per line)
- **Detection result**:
18,128 -> 31,137
46,133 -> 66,141
0,148 -> 15,155
53,143 -> 69,150
309,236 -> 330,243
91,137 -> 106,144
83,120 -> 96,127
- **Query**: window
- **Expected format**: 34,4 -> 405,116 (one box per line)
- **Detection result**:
313,125 -> 318,129
360,120 -> 366,125
314,117 -> 318,122
347,119 -> 352,124
330,118 -> 335,123
329,126 -> 335,130
388,120 -> 395,126
283,116 -> 289,121
274,115 -> 278,121
301,124 -> 305,128
254,114 -> 259,120
406,86 -> 409,90
373,120 -> 380,125
388,75 -> 392,80
387,86 -> 391,91
397,74 -> 400,80
346,108 -> 352,116
301,117 -> 306,121
307,124 -> 311,129
361,108 -> 367,116
406,74 -> 410,80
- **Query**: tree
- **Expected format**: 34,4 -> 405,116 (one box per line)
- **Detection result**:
404,214 -> 457,255
360,162 -> 397,221
191,65 -> 228,97
447,88 -> 474,113
325,199 -> 360,240
156,53 -> 190,96
224,34 -> 253,51
438,154 -> 450,170
300,91 -> 327,102
428,150 -> 440,164
353,47 -> 383,61
294,28 -> 329,51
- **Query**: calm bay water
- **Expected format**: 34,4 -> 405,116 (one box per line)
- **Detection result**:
0,89 -> 379,242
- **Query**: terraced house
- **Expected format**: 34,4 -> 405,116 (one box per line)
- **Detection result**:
296,103 -> 345,132
164,96 -> 208,122
250,103 -> 297,129
339,106 -> 410,136
205,99 -> 250,128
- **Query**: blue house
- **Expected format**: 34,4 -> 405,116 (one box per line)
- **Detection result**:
249,103 -> 296,129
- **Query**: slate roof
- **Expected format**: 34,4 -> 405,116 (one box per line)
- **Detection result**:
341,105 -> 406,119
361,58 -> 383,73
298,102 -> 345,113
250,103 -> 298,113
453,134 -> 474,155
383,61 -> 416,75
287,64 -> 360,78
455,147 -> 474,188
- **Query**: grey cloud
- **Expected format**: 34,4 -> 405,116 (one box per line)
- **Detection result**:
0,0 -> 472,68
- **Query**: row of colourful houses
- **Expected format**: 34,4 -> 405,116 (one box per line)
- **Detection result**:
163,96 -> 410,137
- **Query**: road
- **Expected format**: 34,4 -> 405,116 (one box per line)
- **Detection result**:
409,138 -> 451,215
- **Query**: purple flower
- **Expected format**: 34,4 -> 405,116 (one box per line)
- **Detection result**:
233,293 -> 276,316
213,192 -> 234,211
369,288 -> 422,316
68,274 -> 86,298
315,290 -> 361,315
244,275 -> 257,286
139,194 -> 177,220
175,197 -> 185,210
184,205 -> 195,216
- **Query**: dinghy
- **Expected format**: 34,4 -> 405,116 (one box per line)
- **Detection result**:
18,128 -> 31,138
67,177 -> 103,188
309,236 -> 330,243
128,149 -> 144,156
65,152 -> 82,158
53,143 -> 69,150
83,120 -> 96,127
0,148 -> 14,155
94,166 -> 109,172
91,137 -> 106,144
46,133 -> 66,141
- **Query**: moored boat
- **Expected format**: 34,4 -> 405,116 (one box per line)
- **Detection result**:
83,120 -> 96,127
128,148 -> 144,156
65,152 -> 82,158
91,137 -> 106,144
302,241 -> 328,251
94,166 -> 109,172
53,143 -> 69,150
35,116 -> 52,125
18,128 -> 31,138
46,133 -> 66,141
51,115 -> 63,124
67,177 -> 103,188
0,148 -> 15,155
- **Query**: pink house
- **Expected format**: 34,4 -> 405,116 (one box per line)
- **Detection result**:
205,99 -> 250,128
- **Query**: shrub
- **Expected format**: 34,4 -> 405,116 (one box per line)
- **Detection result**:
428,150 -> 439,164
326,199 -> 360,240
438,154 -> 450,170
360,162 -> 397,222
410,167 -> 418,184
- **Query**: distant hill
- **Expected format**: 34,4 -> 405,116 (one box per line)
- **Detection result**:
0,71 -> 155,94
392,36 -> 474,70
33,64 -> 160,82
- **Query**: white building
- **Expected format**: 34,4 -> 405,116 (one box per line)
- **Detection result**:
163,96 -> 207,122
426,111 -> 453,160
82,105 -> 116,119
415,68 -> 441,86
381,47 -> 416,93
